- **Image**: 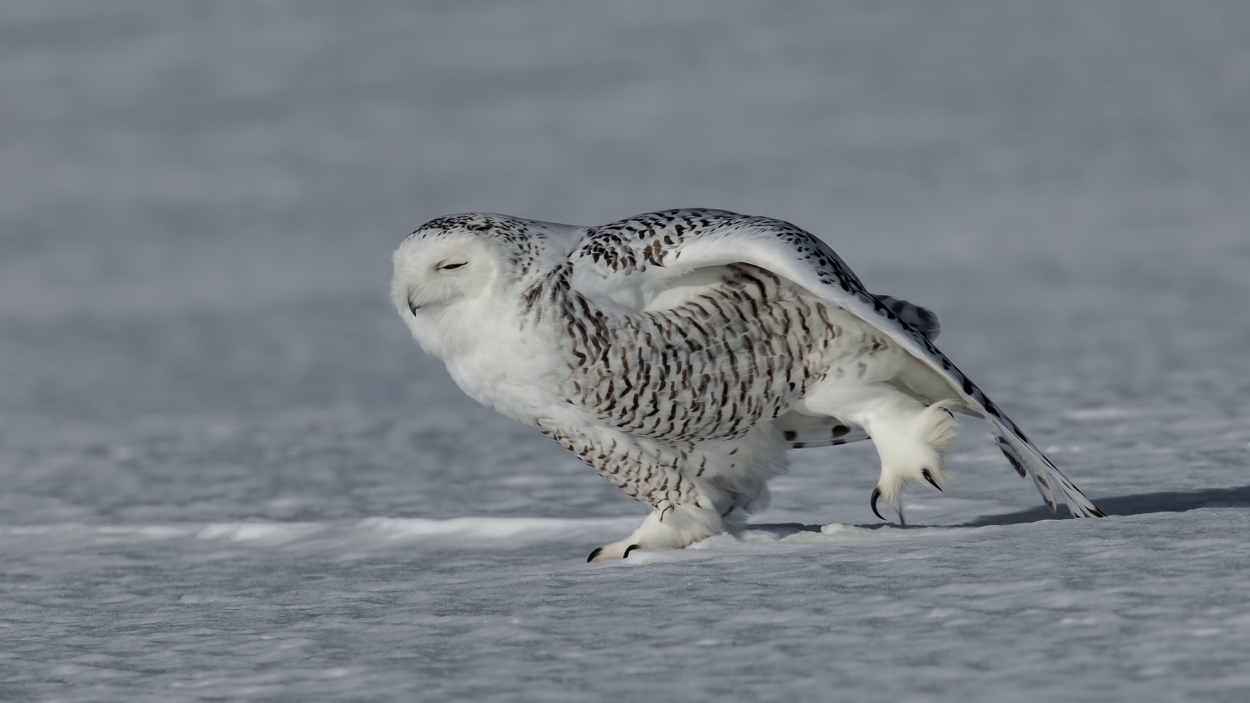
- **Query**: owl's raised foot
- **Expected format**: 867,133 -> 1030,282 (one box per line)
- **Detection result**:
870,487 -> 887,521
870,487 -> 906,526
829,393 -> 957,527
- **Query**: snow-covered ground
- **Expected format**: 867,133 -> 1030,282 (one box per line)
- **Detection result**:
3,2 -> 1250,700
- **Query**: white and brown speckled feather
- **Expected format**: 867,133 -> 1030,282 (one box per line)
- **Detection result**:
549,264 -> 846,443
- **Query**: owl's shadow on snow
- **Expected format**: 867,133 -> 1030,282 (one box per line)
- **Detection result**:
748,485 -> 1250,536
959,484 -> 1250,527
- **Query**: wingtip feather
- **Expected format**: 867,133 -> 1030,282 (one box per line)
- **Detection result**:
990,419 -> 1102,519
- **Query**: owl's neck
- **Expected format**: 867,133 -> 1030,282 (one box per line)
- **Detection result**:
407,294 -> 499,360
426,293 -> 565,422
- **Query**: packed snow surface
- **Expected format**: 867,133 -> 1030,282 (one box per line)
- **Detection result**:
3,2 -> 1250,700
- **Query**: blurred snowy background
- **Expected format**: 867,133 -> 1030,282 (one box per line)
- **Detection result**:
2,1 -> 1249,700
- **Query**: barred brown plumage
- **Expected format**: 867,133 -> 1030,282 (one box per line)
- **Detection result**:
549,264 -> 846,444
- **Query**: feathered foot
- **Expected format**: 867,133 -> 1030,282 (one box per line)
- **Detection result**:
587,543 -> 640,562
865,399 -> 960,526
586,502 -> 723,562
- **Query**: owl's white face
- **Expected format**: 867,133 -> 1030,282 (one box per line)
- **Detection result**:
392,233 -> 500,313
392,231 -> 505,356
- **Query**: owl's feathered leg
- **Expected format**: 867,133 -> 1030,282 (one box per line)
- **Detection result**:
587,501 -> 724,562
801,387 -> 958,525
864,396 -> 959,524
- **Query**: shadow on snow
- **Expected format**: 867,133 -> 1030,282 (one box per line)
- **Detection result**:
961,484 -> 1250,527
740,485 -> 1250,538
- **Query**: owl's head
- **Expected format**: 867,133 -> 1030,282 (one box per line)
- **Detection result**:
392,213 -> 564,357
393,222 -> 499,315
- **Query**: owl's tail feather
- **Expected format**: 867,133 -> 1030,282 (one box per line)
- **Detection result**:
987,418 -> 1104,518
873,295 -> 940,342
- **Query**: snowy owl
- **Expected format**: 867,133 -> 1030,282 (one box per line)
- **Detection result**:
392,209 -> 1102,561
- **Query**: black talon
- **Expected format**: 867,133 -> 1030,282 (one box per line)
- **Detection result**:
921,468 -> 942,491
623,544 -> 640,559
587,546 -> 603,563
870,487 -> 885,521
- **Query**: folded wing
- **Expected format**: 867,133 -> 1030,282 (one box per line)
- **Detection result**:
568,209 -> 1102,517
